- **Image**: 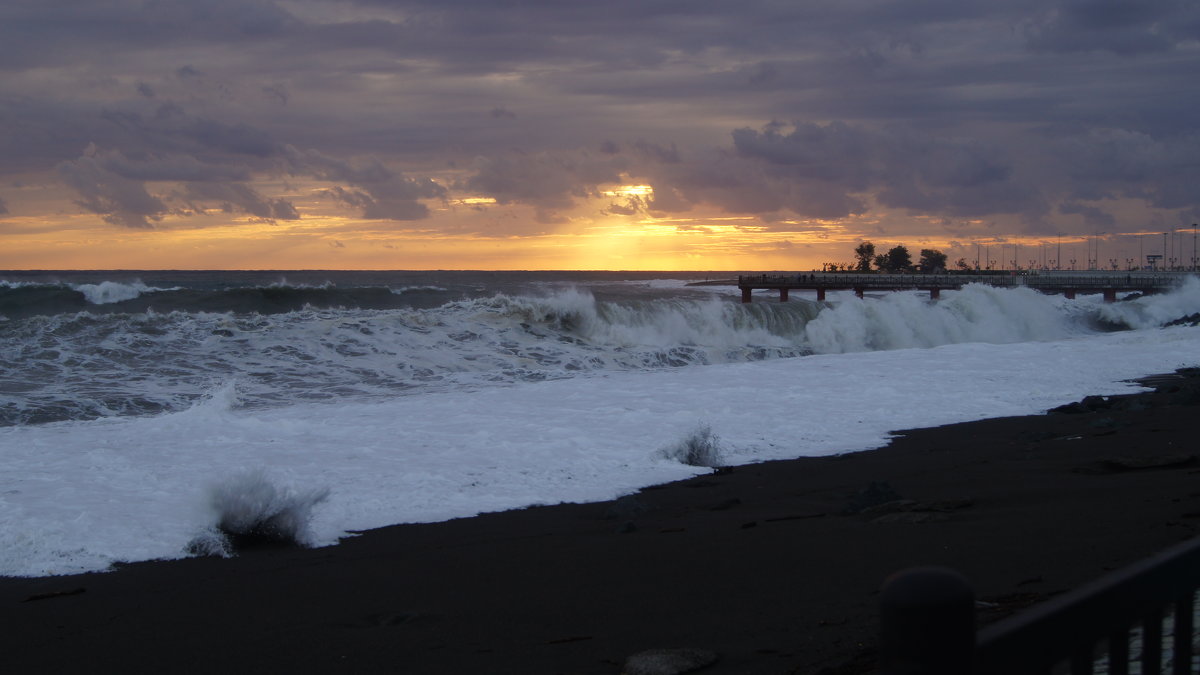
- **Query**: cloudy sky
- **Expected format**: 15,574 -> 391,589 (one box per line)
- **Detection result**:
2,0 -> 1198,270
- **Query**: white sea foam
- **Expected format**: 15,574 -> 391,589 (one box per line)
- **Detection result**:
1095,276 -> 1200,329
804,284 -> 1086,353
1,280 -> 1199,576
389,285 -> 449,294
72,280 -> 170,304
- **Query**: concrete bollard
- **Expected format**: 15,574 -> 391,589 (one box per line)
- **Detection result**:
879,566 -> 976,675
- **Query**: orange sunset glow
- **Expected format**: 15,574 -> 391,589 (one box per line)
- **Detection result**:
1,3 -> 1196,271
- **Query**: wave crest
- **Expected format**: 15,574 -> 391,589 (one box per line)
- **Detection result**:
72,280 -> 168,305
4,281 -> 1196,427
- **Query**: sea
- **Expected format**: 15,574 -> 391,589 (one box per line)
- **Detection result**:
2,269 -> 1198,577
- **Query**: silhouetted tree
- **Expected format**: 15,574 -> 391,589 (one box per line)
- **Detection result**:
875,245 -> 913,273
853,241 -> 876,272
918,249 -> 948,273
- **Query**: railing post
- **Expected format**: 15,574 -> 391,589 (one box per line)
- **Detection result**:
880,567 -> 976,675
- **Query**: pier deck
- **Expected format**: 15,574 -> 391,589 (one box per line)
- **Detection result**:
737,271 -> 1193,302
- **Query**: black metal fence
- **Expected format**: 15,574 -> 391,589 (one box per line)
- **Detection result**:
880,536 -> 1200,674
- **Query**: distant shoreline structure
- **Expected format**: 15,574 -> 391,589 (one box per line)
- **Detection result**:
716,270 -> 1198,302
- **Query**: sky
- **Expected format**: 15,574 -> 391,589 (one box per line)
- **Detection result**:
1,0 -> 1199,271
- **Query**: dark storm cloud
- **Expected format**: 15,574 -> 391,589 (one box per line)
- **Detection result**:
465,151 -> 628,223
287,147 -> 447,221
1054,128 -> 1200,213
1,0 -> 1197,235
715,121 -> 1046,221
55,145 -> 297,227
0,1 -> 295,71
58,151 -> 171,229
93,106 -> 281,161
179,182 -> 299,221
1059,201 -> 1117,228
1025,0 -> 1200,56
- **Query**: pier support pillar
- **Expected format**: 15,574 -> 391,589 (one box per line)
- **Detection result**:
1064,289 -> 1076,300
816,288 -> 826,302
779,288 -> 789,302
854,287 -> 864,299
929,288 -> 940,301
741,288 -> 752,303
1103,289 -> 1117,303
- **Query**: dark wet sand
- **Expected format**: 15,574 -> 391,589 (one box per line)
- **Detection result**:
2,369 -> 1198,674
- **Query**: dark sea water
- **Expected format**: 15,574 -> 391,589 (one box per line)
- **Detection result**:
0,270 -> 817,426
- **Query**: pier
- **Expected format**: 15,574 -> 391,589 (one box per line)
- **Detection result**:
737,271 -> 1193,303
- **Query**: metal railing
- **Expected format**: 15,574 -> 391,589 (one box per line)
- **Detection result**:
880,536 -> 1200,674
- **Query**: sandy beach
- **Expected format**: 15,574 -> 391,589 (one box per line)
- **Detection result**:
2,368 -> 1198,674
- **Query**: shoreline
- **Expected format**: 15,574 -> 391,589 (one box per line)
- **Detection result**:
2,368 -> 1199,673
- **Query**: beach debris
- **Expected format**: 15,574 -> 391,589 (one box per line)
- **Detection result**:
1049,395 -> 1113,414
21,587 -> 86,602
622,647 -> 719,675
708,497 -> 741,511
546,635 -> 592,644
843,481 -> 901,514
872,511 -> 951,524
604,495 -> 653,520
856,497 -> 974,523
1096,453 -> 1196,473
362,611 -> 424,627
763,512 -> 827,522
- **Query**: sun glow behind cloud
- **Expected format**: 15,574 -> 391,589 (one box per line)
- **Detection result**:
602,185 -> 654,197
1,166 -> 1193,271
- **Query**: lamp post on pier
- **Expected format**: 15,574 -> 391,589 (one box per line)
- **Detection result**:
1193,224 -> 1197,271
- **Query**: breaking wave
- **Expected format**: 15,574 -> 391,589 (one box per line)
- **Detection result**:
2,277 -> 1198,427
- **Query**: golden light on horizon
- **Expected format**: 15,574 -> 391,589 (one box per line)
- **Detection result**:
602,185 -> 654,197
4,185 -> 1050,271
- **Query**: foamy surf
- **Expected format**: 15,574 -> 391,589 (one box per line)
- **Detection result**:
0,270 -> 1198,576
